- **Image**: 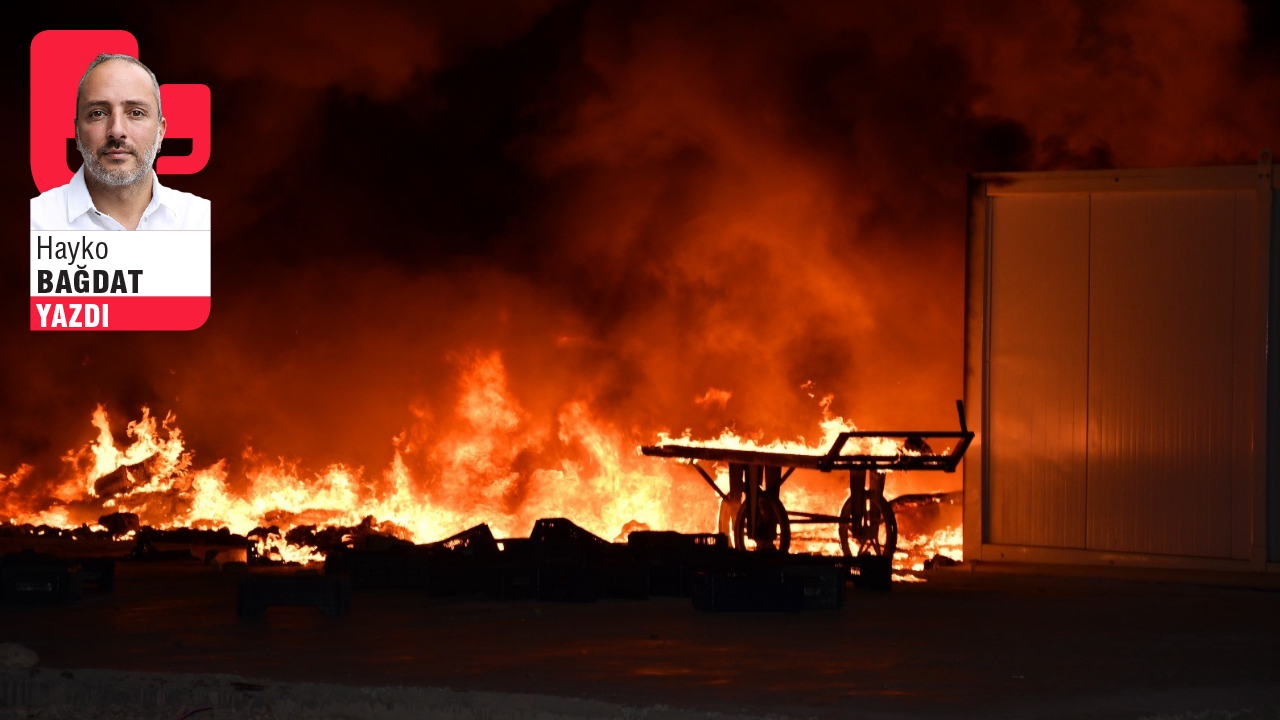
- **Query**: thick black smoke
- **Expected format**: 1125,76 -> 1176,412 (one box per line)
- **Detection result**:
3,1 -> 1276,501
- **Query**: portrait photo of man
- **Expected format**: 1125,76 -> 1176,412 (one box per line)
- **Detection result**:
30,53 -> 210,231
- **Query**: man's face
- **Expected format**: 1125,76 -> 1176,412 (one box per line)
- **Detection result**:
74,60 -> 165,187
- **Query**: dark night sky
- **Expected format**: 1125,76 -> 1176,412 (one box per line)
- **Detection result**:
3,1 -> 1278,501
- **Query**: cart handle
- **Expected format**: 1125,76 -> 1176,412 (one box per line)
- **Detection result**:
822,400 -> 972,464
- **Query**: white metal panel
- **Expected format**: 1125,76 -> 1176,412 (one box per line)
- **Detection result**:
986,195 -> 1089,548
1232,190 -> 1258,561
969,163 -> 1274,574
1086,191 -> 1238,558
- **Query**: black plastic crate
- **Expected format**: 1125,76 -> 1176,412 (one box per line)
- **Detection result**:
630,531 -> 731,598
426,558 -> 498,597
324,549 -> 433,589
485,561 -> 537,600
237,573 -> 351,617
536,562 -> 601,602
851,555 -> 893,592
647,564 -> 690,597
0,550 -> 84,604
783,564 -> 846,610
691,571 -> 804,612
530,518 -> 609,565
77,558 -> 115,593
600,557 -> 649,600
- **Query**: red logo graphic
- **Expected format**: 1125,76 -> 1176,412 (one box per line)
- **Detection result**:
30,30 -> 210,194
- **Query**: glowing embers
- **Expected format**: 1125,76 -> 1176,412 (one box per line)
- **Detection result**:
899,526 -> 963,571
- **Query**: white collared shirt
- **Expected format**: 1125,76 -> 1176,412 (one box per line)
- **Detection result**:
30,166 -> 211,231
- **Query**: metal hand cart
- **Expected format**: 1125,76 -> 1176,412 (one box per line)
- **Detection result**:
641,401 -> 974,561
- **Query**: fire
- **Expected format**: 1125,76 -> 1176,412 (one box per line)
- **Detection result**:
655,393 -> 902,458
0,351 -> 958,566
1,352 -> 707,559
899,526 -> 963,571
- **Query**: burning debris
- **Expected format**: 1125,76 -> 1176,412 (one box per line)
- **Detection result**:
0,355 -> 966,573
0,505 -> 960,620
323,517 -> 850,611
1,355 -> 709,561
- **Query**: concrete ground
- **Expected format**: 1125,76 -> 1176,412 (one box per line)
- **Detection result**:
2,560 -> 1278,719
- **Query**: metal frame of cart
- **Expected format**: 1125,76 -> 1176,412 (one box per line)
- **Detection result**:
641,401 -> 974,561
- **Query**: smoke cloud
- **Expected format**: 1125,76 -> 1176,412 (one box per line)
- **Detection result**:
4,0 -> 1277,513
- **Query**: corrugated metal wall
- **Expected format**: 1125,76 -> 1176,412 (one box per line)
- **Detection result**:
987,195 -> 1089,549
977,166 -> 1271,567
1085,191 -> 1242,559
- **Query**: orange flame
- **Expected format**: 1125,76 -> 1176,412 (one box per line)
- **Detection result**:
0,351 -> 956,565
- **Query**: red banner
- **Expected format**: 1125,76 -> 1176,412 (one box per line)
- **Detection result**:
30,297 -> 210,331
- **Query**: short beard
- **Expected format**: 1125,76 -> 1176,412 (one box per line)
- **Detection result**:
76,130 -> 162,187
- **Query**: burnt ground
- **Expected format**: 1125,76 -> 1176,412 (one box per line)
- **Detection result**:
1,557 -> 1279,720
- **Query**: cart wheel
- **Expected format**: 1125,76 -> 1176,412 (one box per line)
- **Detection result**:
733,495 -> 791,553
838,493 -> 897,560
716,498 -> 739,540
